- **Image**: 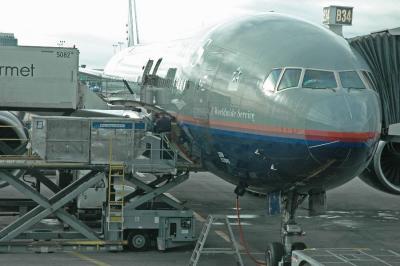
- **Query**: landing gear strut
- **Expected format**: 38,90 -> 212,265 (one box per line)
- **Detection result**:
266,190 -> 307,266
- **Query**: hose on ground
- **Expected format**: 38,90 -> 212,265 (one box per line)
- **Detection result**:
236,195 -> 267,266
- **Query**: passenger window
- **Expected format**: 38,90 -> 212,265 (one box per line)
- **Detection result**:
262,68 -> 282,93
339,71 -> 366,89
277,69 -> 301,91
302,70 -> 337,89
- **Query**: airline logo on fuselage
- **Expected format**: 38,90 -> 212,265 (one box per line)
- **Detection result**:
211,106 -> 255,122
0,64 -> 35,77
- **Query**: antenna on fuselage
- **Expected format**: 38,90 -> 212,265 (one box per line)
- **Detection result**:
128,0 -> 140,46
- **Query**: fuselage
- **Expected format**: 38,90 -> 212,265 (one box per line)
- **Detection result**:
104,13 -> 381,193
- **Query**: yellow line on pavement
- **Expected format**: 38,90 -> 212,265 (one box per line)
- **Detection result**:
68,251 -> 111,266
215,230 -> 231,242
193,211 -> 206,222
214,230 -> 245,250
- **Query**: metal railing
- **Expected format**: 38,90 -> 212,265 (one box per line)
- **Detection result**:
79,79 -> 140,99
132,133 -> 179,173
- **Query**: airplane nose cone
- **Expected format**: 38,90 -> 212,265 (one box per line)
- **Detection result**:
305,91 -> 380,167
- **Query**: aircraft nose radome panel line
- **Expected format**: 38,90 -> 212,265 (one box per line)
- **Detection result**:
104,12 -> 381,194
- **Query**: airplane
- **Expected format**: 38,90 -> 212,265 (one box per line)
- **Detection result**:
0,4 -> 390,264
99,11 -> 389,264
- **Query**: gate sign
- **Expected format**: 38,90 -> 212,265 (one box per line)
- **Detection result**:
323,6 -> 353,26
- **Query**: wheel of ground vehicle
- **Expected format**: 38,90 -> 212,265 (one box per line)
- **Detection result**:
265,242 -> 285,266
126,230 -> 149,251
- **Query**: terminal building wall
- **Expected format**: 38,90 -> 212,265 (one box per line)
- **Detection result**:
0,33 -> 18,46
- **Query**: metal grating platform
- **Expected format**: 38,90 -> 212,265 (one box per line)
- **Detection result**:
0,240 -> 124,253
292,248 -> 400,266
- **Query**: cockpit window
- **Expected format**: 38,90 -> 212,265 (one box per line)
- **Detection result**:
302,70 -> 337,89
361,71 -> 376,90
262,68 -> 282,93
277,68 -> 301,91
339,71 -> 366,89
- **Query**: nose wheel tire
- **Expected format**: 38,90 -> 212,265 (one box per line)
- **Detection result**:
127,230 -> 149,251
265,242 -> 284,266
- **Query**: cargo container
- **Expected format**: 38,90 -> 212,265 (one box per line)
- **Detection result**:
0,46 -> 79,110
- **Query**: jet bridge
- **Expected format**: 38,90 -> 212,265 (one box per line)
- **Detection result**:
0,114 -> 196,252
349,28 -> 400,132
349,28 -> 400,195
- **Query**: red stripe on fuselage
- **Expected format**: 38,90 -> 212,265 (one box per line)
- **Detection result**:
176,114 -> 379,143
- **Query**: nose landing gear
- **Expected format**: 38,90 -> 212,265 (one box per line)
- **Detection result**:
266,191 -> 308,266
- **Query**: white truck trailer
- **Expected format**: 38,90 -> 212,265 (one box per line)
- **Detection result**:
0,45 -> 79,111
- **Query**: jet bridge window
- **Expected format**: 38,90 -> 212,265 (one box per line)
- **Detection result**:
277,68 -> 301,91
262,68 -> 282,94
302,70 -> 337,89
339,71 -> 366,89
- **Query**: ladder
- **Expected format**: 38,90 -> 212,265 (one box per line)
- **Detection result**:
188,215 -> 244,266
107,164 -> 125,236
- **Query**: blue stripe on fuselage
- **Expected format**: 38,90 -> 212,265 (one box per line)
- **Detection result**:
182,122 -> 369,148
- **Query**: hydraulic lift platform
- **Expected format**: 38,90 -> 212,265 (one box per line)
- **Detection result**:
0,167 -> 104,242
0,115 -> 197,252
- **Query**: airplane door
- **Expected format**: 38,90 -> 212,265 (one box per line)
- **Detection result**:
193,84 -> 209,124
191,78 -> 211,152
192,46 -> 224,147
